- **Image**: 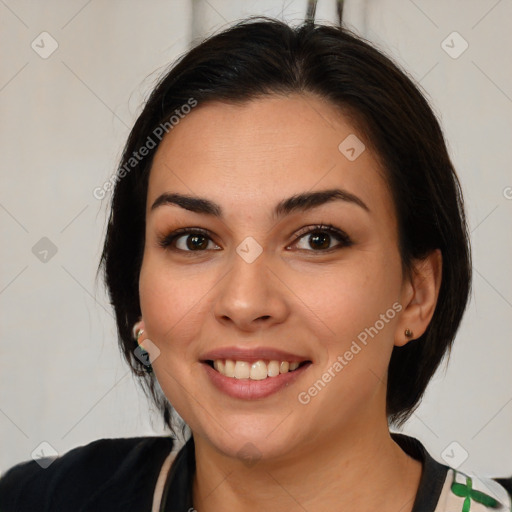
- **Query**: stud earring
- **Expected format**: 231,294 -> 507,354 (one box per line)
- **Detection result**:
404,328 -> 414,338
132,322 -> 143,340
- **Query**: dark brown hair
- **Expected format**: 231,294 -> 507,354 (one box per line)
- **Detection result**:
98,16 -> 471,430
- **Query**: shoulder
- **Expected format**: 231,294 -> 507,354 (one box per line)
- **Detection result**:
435,468 -> 512,512
391,433 -> 512,511
0,436 -> 175,512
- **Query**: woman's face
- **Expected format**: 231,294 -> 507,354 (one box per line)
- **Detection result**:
139,94 -> 411,460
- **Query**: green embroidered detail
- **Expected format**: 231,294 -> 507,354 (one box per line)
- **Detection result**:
450,473 -> 500,511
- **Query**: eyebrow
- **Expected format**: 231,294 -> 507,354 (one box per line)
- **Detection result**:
150,188 -> 370,218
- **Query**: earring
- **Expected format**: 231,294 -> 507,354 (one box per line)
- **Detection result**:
132,322 -> 143,340
133,323 -> 153,374
404,328 -> 414,338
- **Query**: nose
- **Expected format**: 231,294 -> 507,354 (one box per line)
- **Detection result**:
212,249 -> 290,333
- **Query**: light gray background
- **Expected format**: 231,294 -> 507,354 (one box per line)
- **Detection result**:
1,0 -> 511,478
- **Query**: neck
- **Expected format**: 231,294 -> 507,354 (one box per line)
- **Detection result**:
191,420 -> 422,512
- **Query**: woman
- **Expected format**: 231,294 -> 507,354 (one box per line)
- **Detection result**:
1,16 -> 510,512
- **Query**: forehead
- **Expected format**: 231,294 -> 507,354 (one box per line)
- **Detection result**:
147,94 -> 393,222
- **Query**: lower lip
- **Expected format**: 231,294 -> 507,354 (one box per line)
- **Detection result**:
202,362 -> 312,400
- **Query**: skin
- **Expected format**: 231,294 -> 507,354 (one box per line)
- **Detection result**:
138,93 -> 442,512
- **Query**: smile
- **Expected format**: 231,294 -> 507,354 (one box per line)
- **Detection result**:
199,347 -> 313,400
199,346 -> 313,400
207,359 -> 309,380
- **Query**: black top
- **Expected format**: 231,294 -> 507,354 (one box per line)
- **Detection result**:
0,433 -> 510,511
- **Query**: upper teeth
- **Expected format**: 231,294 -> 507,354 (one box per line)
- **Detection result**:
213,359 -> 301,380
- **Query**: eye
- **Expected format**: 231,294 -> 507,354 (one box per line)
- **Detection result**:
158,224 -> 351,253
158,228 -> 221,252
290,224 -> 353,252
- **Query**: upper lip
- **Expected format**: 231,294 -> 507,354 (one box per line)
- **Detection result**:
200,346 -> 311,363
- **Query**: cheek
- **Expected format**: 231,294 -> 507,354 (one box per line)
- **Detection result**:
306,259 -> 399,331
295,264 -> 401,416
138,253 -> 214,348
299,252 -> 402,372
138,255 -> 213,417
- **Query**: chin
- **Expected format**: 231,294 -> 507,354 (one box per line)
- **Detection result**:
195,419 -> 301,463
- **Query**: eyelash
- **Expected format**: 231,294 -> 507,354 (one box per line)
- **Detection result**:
157,224 -> 353,254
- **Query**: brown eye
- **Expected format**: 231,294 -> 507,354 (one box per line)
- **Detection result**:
292,225 -> 353,252
307,231 -> 331,250
158,228 -> 221,252
183,234 -> 209,251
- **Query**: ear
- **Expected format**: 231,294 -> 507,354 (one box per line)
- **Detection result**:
394,249 -> 442,347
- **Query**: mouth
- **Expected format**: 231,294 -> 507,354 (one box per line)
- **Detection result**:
199,348 -> 313,400
203,358 -> 311,380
